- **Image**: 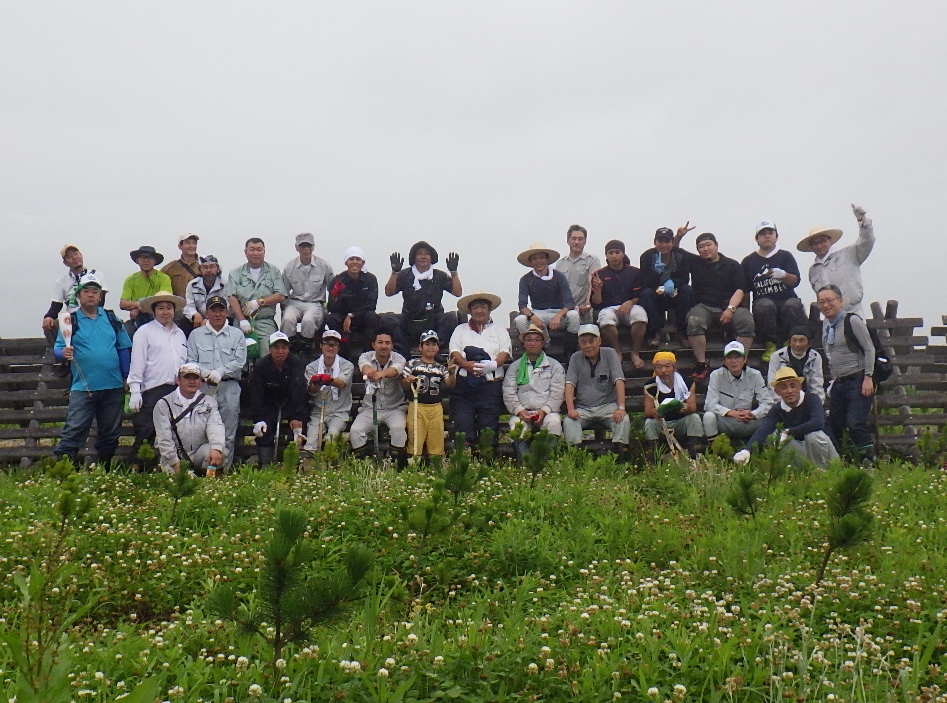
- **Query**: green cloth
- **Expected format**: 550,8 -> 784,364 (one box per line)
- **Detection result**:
516,352 -> 544,386
120,270 -> 173,301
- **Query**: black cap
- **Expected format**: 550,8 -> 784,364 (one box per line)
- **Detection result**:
206,295 -> 228,309
654,227 -> 674,240
789,325 -> 814,341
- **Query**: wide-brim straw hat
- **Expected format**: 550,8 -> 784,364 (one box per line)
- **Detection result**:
516,242 -> 561,267
141,292 -> 185,315
520,323 -> 549,343
457,291 -> 502,314
796,226 -> 843,253
771,366 -> 806,387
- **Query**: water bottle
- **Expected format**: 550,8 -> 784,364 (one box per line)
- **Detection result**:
206,465 -> 217,478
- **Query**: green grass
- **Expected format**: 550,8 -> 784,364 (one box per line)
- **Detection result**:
1,455 -> 946,702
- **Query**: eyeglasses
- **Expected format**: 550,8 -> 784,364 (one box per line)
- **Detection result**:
817,298 -> 839,306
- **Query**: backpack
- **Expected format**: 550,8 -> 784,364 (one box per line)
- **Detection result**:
843,313 -> 894,384
71,308 -> 124,339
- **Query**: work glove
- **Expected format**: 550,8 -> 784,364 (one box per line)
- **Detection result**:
363,378 -> 377,396
851,203 -> 871,228
129,392 -> 143,413
778,430 -> 791,446
769,268 -> 787,280
446,252 -> 460,272
206,369 -> 222,385
657,398 -> 684,417
252,421 -> 268,438
662,279 -> 677,297
242,299 -> 260,316
733,449 -> 751,465
239,319 -> 252,334
293,428 -> 306,443
474,359 -> 498,374
310,373 -> 332,385
390,252 -> 404,273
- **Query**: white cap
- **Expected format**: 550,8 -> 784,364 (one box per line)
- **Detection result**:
178,362 -> 202,377
178,233 -> 200,243
77,272 -> 107,292
724,340 -> 746,356
343,246 -> 366,264
269,331 -> 291,345
322,329 -> 342,341
577,324 -> 600,337
755,220 -> 777,235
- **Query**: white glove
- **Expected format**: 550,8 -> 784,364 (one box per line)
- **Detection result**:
475,359 -> 498,374
656,286 -> 665,295
253,421 -> 268,438
206,369 -> 222,385
363,377 -> 377,396
129,392 -> 143,413
778,431 -> 791,446
293,428 -> 306,443
239,319 -> 252,334
733,449 -> 751,465
242,299 -> 261,316
851,203 -> 871,227
769,268 -> 787,280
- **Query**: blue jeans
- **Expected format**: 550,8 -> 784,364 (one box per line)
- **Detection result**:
639,285 -> 693,336
56,387 -> 126,463
830,372 -> 874,449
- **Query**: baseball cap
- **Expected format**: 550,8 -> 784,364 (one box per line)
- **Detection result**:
269,331 -> 291,345
178,233 -> 200,244
295,233 -> 315,246
77,272 -> 107,291
178,362 -> 202,377
577,324 -> 601,338
755,220 -> 778,236
322,329 -> 342,342
654,227 -> 674,241
419,330 -> 439,343
199,254 -> 219,265
206,295 -> 228,309
724,341 -> 746,357
60,244 -> 80,258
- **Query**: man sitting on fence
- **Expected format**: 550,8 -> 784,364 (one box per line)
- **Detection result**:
643,351 -> 702,456
43,244 -> 107,346
590,239 -> 648,368
733,367 -> 838,468
153,363 -> 225,476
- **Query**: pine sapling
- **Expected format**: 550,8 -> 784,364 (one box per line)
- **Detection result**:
167,462 -> 198,523
725,471 -> 760,519
816,467 -> 874,585
445,432 -> 488,508
476,427 -> 496,463
136,440 -> 157,473
526,429 -> 556,488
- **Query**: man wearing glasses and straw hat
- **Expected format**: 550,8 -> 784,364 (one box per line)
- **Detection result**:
53,273 -> 132,469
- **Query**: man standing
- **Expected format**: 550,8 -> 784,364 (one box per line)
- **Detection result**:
42,244 -> 107,345
800,204 -> 875,315
555,225 -> 600,324
589,239 -> 649,369
153,363 -> 226,476
281,233 -> 333,355
817,284 -> 876,463
680,232 -> 755,383
514,243 -> 579,335
161,233 -> 202,336
733,367 -> 838,469
187,294 -> 247,469
741,221 -> 807,362
385,241 -> 461,356
642,351 -> 703,455
638,227 -> 694,347
325,246 -> 381,359
702,341 -> 773,443
767,326 -> 826,404
249,331 -> 308,466
227,238 -> 287,356
303,329 -> 355,452
120,245 -> 174,331
503,324 -> 565,460
53,273 -> 131,469
350,331 -> 409,468
183,255 -> 228,328
562,324 -> 631,462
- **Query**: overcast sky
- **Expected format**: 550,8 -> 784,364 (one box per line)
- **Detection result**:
3,1 -> 945,339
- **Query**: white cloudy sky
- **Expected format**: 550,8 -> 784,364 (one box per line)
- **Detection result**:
2,1 -> 945,339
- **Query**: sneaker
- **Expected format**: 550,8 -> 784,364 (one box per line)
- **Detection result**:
690,362 -> 710,383
648,333 -> 662,348
761,341 -> 777,363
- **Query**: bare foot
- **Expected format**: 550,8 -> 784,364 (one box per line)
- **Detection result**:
631,353 -> 646,369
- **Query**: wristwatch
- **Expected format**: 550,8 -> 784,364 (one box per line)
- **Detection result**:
258,297 -> 266,307
526,312 -> 534,320
727,305 -> 737,313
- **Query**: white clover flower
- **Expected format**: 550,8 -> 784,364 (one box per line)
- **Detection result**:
168,685 -> 184,698
248,684 -> 263,698
527,662 -> 539,674
378,668 -> 389,677
648,687 -> 660,697
94,672 -> 105,680
236,656 -> 249,671
275,658 -> 286,670
385,657 -> 396,667
433,655 -> 444,667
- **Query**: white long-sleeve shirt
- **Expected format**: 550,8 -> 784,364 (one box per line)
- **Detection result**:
128,319 -> 188,393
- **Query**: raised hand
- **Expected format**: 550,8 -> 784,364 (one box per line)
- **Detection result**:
851,203 -> 871,228
676,221 -> 696,238
390,252 -> 404,273
446,252 -> 460,272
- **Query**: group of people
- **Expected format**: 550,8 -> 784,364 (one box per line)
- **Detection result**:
47,201 -> 879,471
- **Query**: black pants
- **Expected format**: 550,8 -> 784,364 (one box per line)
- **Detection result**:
390,312 -> 456,357
450,379 -> 503,445
326,311 -> 382,359
132,383 -> 176,460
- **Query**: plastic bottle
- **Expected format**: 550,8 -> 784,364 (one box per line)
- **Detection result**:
206,465 -> 217,478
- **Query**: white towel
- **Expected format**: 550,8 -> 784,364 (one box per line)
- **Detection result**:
317,356 -> 341,400
411,265 -> 433,290
656,371 -> 691,401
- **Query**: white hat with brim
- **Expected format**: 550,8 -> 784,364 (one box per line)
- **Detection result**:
577,324 -> 601,338
178,362 -> 202,377
140,292 -> 185,315
516,243 -> 561,267
457,291 -> 502,314
771,366 -> 806,388
269,331 -> 291,345
796,226 -> 843,253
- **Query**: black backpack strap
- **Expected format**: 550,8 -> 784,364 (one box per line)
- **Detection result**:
843,313 -> 864,355
162,392 -> 207,466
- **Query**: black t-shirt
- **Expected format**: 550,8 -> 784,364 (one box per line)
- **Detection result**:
396,269 -> 453,318
740,250 -> 801,303
644,380 -> 685,421
683,251 -> 746,308
406,359 -> 449,404
638,248 -> 691,290
594,265 -> 645,309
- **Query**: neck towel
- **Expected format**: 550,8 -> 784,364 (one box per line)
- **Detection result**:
656,371 -> 690,400
516,352 -> 544,385
318,355 -> 341,400
411,265 -> 433,290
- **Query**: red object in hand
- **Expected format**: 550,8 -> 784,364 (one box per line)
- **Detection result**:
311,374 -> 332,385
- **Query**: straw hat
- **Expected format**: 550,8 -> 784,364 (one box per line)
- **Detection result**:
520,323 -> 548,343
140,292 -> 185,315
457,291 -> 502,314
796,226 -> 843,253
516,242 -> 561,267
771,367 -> 805,387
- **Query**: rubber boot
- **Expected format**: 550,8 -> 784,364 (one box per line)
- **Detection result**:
616,443 -> 632,465
513,440 -> 530,464
393,447 -> 409,472
858,445 -> 876,467
258,446 -> 275,467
